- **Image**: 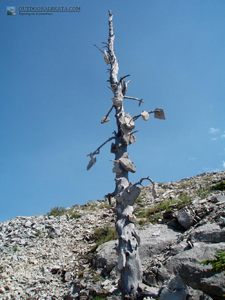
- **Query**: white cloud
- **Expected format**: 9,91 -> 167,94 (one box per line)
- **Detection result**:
209,127 -> 220,134
223,161 -> 225,169
210,137 -> 218,141
221,133 -> 225,139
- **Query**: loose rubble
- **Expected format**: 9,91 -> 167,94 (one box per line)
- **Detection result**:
0,170 -> 225,299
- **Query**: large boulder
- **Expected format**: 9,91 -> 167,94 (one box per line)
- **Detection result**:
139,224 -> 183,265
94,222 -> 225,300
94,224 -> 183,272
188,223 -> 225,243
158,242 -> 225,300
94,240 -> 117,273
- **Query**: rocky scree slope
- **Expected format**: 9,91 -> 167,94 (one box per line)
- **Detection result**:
0,171 -> 225,299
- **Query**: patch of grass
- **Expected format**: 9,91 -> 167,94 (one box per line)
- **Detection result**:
93,296 -> 107,300
157,182 -> 165,187
98,202 -> 111,209
78,269 -> 84,279
136,198 -> 178,226
211,181 -> 225,191
34,230 -> 43,237
68,210 -> 81,219
13,245 -> 18,252
47,206 -> 66,217
81,204 -> 98,211
177,193 -> 193,208
92,274 -> 104,283
137,194 -> 194,226
139,213 -> 163,226
90,226 -> 117,253
195,187 -> 210,199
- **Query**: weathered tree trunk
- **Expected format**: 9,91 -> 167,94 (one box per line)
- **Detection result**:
87,10 -> 165,299
107,10 -> 142,299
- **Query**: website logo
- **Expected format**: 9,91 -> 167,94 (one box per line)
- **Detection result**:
7,6 -> 16,15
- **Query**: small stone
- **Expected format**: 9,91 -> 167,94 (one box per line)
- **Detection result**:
177,207 -> 194,230
24,220 -> 32,228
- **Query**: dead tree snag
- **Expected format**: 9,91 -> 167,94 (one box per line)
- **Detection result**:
87,10 -> 165,299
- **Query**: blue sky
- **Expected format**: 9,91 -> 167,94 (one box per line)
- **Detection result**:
0,0 -> 225,222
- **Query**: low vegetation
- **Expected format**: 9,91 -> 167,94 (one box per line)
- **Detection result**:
90,226 -> 117,253
211,181 -> 225,191
47,206 -> 81,219
200,250 -> 225,274
47,206 -> 66,217
135,192 -> 193,226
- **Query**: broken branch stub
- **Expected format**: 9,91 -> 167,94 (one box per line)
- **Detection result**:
154,108 -> 166,120
87,153 -> 97,170
141,111 -> 149,121
121,113 -> 135,134
101,116 -> 110,124
123,132 -> 137,145
104,49 -> 109,65
115,182 -> 142,206
119,152 -> 136,173
111,160 -> 123,175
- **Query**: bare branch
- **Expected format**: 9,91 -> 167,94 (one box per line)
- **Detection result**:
91,136 -> 115,156
133,176 -> 157,199
119,74 -> 130,82
101,105 -> 114,124
124,96 -> 144,107
133,108 -> 165,121
133,176 -> 155,187
94,44 -> 104,54
108,86 -> 115,92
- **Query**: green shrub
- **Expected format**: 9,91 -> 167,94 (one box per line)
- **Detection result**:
13,245 -> 18,252
200,250 -> 225,273
47,206 -> 66,217
211,181 -> 225,191
93,296 -> 107,300
69,210 -> 81,219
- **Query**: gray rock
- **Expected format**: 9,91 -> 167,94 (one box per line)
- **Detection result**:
0,170 -> 225,299
94,240 -> 117,272
177,207 -> 195,230
189,223 -> 225,243
48,227 -> 60,238
215,195 -> 225,203
139,224 -> 182,264
24,220 -> 32,228
159,275 -> 188,300
159,242 -> 225,300
187,286 -> 213,300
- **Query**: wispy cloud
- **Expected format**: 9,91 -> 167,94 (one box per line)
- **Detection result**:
211,137 -> 218,141
221,133 -> 225,139
223,161 -> 225,169
209,127 -> 220,134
